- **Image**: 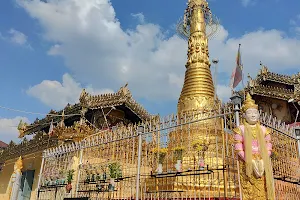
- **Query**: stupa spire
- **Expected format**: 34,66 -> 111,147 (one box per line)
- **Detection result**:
177,0 -> 219,114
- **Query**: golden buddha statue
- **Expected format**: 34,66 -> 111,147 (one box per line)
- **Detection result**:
233,93 -> 275,200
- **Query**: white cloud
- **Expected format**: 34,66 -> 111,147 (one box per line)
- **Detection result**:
240,0 -> 255,7
8,29 -> 27,45
26,73 -> 113,109
290,14 -> 300,36
131,13 -> 145,24
0,28 -> 32,49
0,117 -> 30,143
18,0 -> 300,105
295,27 -> 300,35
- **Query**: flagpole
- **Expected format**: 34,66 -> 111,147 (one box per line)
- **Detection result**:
239,44 -> 246,100
230,44 -> 242,96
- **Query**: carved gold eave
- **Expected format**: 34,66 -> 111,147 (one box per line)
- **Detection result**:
256,64 -> 300,85
17,120 -> 28,138
0,132 -> 58,162
53,120 -> 94,142
79,84 -> 151,120
20,104 -> 82,136
246,85 -> 294,101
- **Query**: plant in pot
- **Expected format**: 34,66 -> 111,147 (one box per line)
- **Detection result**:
153,148 -> 167,174
43,169 -> 50,186
173,146 -> 184,172
100,166 -> 106,181
192,140 -> 208,170
91,167 -> 96,182
270,150 -> 279,160
108,162 -> 122,192
54,170 -> 60,185
59,170 -> 65,185
65,169 -> 75,193
49,173 -> 54,185
96,167 -> 105,192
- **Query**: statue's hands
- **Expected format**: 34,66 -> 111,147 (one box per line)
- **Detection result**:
258,159 -> 264,174
252,159 -> 264,178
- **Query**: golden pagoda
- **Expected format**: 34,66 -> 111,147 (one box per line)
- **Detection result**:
146,1 -> 230,197
177,0 -> 217,114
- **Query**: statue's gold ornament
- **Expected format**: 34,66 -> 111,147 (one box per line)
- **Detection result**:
177,0 -> 219,114
234,93 -> 275,200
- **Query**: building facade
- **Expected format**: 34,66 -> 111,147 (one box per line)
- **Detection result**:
245,63 -> 300,124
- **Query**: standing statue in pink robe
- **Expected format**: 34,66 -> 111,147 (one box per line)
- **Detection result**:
233,93 -> 275,200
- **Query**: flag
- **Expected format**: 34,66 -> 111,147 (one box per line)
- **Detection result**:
230,44 -> 243,89
48,120 -> 54,137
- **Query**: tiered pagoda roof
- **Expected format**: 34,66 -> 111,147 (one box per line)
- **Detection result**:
18,84 -> 151,137
0,84 -> 150,162
79,83 -> 150,119
245,63 -> 300,101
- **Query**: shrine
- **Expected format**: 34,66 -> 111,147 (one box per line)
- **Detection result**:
0,0 -> 299,199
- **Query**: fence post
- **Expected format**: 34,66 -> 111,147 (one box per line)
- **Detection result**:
35,152 -> 45,200
136,126 -> 144,200
234,104 -> 240,127
230,93 -> 242,127
295,128 -> 300,158
75,148 -> 84,197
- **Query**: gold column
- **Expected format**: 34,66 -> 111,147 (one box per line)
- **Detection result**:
178,0 -> 215,114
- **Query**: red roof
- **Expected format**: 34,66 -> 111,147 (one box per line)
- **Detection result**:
288,122 -> 300,127
0,140 -> 8,148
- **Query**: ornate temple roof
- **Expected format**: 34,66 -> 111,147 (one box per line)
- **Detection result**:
0,141 -> 8,148
254,63 -> 300,85
79,83 -> 150,119
245,63 -> 300,101
19,84 -> 151,136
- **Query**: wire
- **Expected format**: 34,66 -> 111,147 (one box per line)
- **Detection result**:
83,117 -> 99,131
6,120 -> 63,128
0,86 -> 129,130
0,105 -> 81,117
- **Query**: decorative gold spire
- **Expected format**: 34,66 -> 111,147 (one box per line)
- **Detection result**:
17,120 -> 27,138
241,93 -> 258,113
177,0 -> 217,114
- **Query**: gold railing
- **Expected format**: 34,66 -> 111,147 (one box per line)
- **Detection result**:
37,109 -> 300,200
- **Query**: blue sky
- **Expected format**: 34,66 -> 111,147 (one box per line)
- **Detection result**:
0,0 -> 300,143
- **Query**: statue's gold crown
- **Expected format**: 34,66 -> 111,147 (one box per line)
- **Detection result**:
15,156 -> 23,171
241,93 -> 258,113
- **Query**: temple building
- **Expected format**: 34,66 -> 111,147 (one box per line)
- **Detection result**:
0,0 -> 299,200
245,62 -> 300,124
0,140 -> 8,154
0,141 -> 8,173
0,85 -> 150,200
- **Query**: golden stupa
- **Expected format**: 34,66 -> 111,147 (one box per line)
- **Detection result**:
147,0 -> 232,197
177,0 -> 216,114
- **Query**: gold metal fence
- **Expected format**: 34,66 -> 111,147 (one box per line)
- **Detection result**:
37,108 -> 300,200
